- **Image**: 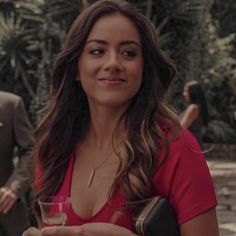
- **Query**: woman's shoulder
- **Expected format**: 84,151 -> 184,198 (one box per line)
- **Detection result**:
153,125 -> 217,225
167,128 -> 202,155
157,126 -> 204,169
159,119 -> 199,146
174,128 -> 199,142
154,128 -> 213,197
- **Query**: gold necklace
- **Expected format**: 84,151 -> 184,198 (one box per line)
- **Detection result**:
87,148 -> 116,188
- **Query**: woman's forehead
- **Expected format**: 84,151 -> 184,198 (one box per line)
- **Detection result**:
86,13 -> 141,44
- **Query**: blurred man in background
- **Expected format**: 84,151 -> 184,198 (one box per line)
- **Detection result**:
0,91 -> 34,236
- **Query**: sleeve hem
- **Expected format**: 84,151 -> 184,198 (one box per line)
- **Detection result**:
178,201 -> 217,225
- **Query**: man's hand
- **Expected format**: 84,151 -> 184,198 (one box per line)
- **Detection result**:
0,187 -> 18,213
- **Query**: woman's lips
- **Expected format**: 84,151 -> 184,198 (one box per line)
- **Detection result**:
98,77 -> 125,85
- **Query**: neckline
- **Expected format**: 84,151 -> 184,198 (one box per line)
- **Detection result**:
68,152 -> 118,221
69,198 -> 109,221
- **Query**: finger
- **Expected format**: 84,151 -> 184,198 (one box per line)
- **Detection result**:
3,191 -> 17,213
0,188 -> 4,198
81,223 -> 133,236
0,192 -> 15,213
0,193 -> 8,212
0,200 -> 9,213
3,198 -> 15,213
0,189 -> 7,204
41,226 -> 83,236
0,193 -> 11,211
0,188 -> 16,202
22,227 -> 41,236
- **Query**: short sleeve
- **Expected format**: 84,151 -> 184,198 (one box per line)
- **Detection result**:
153,129 -> 217,225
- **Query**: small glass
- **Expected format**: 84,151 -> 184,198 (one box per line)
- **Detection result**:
38,196 -> 71,227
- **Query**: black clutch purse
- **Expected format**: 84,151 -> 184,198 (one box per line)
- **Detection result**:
135,196 -> 180,236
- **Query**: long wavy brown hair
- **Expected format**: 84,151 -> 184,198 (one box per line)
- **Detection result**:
34,0 -> 181,215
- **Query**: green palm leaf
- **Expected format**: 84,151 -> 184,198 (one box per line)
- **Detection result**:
0,13 -> 38,97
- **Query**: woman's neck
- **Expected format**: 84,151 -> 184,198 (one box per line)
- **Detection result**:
86,104 -> 127,150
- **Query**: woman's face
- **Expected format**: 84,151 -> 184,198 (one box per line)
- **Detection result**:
78,13 -> 143,108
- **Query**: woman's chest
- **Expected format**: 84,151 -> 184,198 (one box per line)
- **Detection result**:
70,151 -> 121,220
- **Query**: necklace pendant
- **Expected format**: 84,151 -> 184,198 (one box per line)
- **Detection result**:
88,169 -> 95,188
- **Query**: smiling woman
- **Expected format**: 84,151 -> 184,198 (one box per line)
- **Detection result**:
78,13 -> 143,108
22,1 -> 219,236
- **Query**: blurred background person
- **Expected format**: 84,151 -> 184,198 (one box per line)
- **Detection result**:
180,80 -> 208,141
0,91 -> 34,236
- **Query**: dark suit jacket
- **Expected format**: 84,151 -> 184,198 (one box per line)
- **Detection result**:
0,91 -> 34,197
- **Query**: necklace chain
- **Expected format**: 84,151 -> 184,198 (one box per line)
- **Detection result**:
87,147 -> 117,188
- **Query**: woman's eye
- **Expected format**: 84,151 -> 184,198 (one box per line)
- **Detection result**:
122,50 -> 137,58
89,48 -> 104,55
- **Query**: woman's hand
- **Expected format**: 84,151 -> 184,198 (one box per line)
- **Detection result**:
22,223 -> 137,236
22,227 -> 41,236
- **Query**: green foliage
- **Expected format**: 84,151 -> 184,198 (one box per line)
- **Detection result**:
204,120 -> 236,143
211,0 -> 236,37
0,0 -> 235,142
200,13 -> 236,143
0,11 -> 39,102
0,14 -> 38,72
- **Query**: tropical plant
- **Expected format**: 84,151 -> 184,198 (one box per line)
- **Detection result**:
0,0 -> 235,142
0,12 -> 38,98
200,11 -> 236,143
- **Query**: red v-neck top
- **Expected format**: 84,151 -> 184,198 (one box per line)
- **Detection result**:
35,129 -> 217,230
55,152 -> 134,230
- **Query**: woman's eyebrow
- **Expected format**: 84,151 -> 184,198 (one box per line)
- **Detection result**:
86,39 -> 107,45
120,40 -> 141,48
86,39 -> 141,48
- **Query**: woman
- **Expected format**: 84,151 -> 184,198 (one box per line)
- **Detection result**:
180,80 -> 208,141
23,1 -> 219,236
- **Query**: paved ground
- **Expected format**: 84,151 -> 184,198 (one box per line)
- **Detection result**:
207,159 -> 236,236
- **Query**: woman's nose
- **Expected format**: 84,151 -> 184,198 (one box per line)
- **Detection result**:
103,52 -> 122,73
